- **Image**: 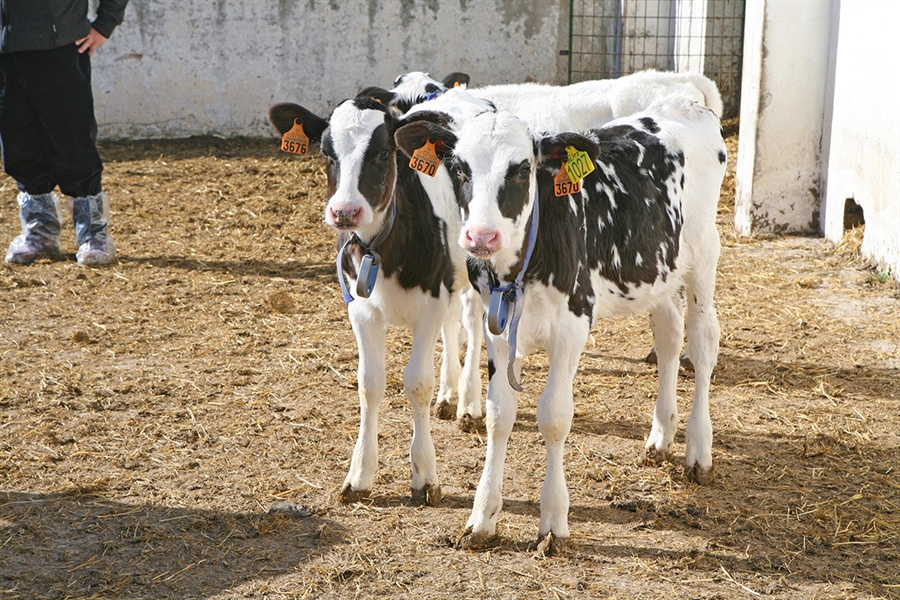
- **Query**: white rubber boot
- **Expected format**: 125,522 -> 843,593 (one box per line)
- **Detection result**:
5,192 -> 63,264
70,192 -> 116,266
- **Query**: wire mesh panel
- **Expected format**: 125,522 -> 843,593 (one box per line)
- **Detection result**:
568,0 -> 744,118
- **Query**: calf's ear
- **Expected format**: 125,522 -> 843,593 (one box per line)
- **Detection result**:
356,86 -> 397,106
394,120 -> 456,161
441,72 -> 470,88
268,103 -> 329,143
537,132 -> 600,169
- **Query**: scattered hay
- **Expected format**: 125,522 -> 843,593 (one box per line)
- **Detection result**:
1,130 -> 898,599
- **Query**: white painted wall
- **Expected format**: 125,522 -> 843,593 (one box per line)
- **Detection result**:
737,0 -> 900,280
91,0 -> 568,139
735,0 -> 833,234
821,1 -> 900,278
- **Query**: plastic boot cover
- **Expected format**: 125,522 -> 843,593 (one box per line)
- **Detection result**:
5,192 -> 63,264
71,192 -> 116,266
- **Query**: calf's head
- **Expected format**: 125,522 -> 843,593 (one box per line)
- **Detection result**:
358,71 -> 470,113
270,98 -> 405,237
395,112 -> 598,268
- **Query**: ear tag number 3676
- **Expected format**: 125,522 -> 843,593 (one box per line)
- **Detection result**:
281,118 -> 309,155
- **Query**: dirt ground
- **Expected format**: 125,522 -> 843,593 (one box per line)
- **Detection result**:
1,124 -> 899,599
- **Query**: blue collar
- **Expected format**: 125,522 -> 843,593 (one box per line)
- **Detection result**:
336,199 -> 397,303
483,188 -> 539,392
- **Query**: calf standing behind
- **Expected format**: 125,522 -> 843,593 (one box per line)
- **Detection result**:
268,97 -> 480,506
395,95 -> 727,552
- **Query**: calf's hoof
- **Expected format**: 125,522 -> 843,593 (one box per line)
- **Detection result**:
434,400 -> 456,420
640,445 -> 673,466
645,348 -> 693,370
339,483 -> 370,505
454,526 -> 500,551
531,531 -> 568,557
684,463 -> 715,485
411,483 -> 442,506
457,413 -> 485,434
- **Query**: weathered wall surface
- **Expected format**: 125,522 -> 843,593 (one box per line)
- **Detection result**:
821,1 -> 900,279
736,0 -> 899,281
92,0 -> 568,139
734,0 -> 833,234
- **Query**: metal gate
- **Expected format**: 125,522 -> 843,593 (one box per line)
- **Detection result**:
566,0 -> 745,118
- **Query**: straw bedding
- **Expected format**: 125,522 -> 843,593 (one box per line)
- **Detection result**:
1,122 -> 898,598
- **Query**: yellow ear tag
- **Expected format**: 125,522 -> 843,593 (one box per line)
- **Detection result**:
410,138 -> 440,177
280,118 -> 310,155
564,145 -> 595,184
554,166 -> 581,197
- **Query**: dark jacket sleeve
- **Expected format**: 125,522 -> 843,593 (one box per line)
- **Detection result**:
92,0 -> 129,39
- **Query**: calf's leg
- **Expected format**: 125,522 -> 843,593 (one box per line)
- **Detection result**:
435,291 -> 463,420
683,244 -> 720,484
643,296 -> 685,464
341,307 -> 386,503
458,333 -> 517,547
457,286 -> 484,429
534,318 -> 588,553
406,313 -> 443,505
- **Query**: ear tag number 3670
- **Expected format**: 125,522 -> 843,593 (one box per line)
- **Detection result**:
281,118 -> 309,155
410,139 -> 440,177
553,168 -> 581,197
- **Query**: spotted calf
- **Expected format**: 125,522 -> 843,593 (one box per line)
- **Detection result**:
268,96 -> 480,505
395,94 -> 727,552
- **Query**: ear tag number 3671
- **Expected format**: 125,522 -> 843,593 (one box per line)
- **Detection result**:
410,139 -> 440,177
281,118 -> 309,155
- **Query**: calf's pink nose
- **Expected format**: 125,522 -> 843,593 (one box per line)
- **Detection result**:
463,226 -> 500,255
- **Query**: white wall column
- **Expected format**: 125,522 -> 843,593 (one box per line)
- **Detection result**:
735,0 -> 834,235
822,1 -> 900,278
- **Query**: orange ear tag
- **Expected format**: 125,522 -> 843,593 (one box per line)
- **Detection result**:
553,166 -> 581,197
280,118 -> 310,155
410,138 -> 440,177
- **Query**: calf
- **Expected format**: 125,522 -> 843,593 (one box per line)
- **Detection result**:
388,69 -> 722,372
268,96 -> 480,505
383,69 -> 722,131
395,94 -> 726,552
473,68 -> 723,132
358,71 -> 470,113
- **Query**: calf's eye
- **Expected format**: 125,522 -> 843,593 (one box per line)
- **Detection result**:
378,149 -> 391,161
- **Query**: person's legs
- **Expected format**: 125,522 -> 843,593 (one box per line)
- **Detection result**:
0,52 -> 64,263
37,46 -> 113,265
1,46 -> 114,265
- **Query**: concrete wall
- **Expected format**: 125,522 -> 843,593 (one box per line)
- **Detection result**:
92,0 -> 568,139
736,0 -> 900,280
734,0 -> 833,234
821,1 -> 900,278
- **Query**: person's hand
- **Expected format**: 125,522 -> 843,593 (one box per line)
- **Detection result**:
76,28 -> 108,57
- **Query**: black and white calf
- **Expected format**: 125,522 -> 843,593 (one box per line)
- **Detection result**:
358,71 -> 471,113
385,69 -> 722,131
268,96 -> 480,505
389,69 -> 723,370
395,95 -> 727,551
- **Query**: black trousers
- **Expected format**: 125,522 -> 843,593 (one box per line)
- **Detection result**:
0,43 -> 103,198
